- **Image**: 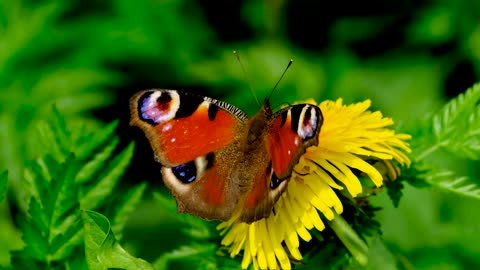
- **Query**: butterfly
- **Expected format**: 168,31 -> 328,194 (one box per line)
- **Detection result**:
130,89 -> 323,223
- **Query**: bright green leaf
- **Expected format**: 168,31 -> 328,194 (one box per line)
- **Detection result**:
110,182 -> 147,240
76,120 -> 119,160
426,171 -> 480,200
80,142 -> 135,210
76,137 -> 120,184
0,171 -> 7,202
82,210 -> 154,270
422,83 -> 480,160
152,244 -> 217,270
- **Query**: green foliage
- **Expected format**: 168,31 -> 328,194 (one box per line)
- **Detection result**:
425,171 -> 480,200
0,0 -> 121,212
425,83 -> 480,160
82,210 -> 153,270
385,179 -> 404,208
0,171 -> 6,203
403,84 -> 480,201
6,107 -> 146,269
10,155 -> 82,268
152,244 -> 217,270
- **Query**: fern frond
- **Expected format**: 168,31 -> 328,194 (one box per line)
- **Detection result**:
420,83 -> 480,160
12,154 -> 81,266
425,171 -> 480,200
80,142 -> 135,210
10,107 -> 144,268
109,182 -> 148,241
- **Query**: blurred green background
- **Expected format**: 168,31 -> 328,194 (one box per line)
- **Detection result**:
1,0 -> 480,269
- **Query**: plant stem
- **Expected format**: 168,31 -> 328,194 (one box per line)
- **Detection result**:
327,213 -> 369,266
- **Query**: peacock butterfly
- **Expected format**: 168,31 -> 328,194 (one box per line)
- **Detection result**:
130,89 -> 323,223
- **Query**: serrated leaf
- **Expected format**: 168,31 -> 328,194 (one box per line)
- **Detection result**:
48,155 -> 79,225
76,120 -> 119,160
13,154 -> 83,265
385,179 -> 404,207
80,142 -> 135,209
110,182 -> 147,240
17,213 -> 49,261
426,171 -> 480,200
424,83 -> 480,160
82,210 -> 154,270
0,171 -> 7,202
49,106 -> 72,159
50,220 -> 84,260
75,137 -> 119,184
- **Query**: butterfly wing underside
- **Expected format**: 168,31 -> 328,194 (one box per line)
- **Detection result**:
130,89 -> 249,220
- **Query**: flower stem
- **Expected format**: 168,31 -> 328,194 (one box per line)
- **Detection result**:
327,213 -> 369,266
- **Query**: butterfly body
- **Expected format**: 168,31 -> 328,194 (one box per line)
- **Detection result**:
130,89 -> 323,223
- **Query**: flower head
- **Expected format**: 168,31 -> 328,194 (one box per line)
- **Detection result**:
217,98 -> 411,270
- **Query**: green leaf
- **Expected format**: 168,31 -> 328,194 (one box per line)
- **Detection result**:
418,83 -> 480,160
75,120 -> 119,160
80,142 -> 135,210
15,154 -> 82,263
151,244 -> 217,270
152,191 -> 213,239
75,137 -> 119,184
385,179 -> 404,208
110,182 -> 148,240
11,105 -> 140,267
0,171 -> 7,202
425,171 -> 480,200
82,210 -> 154,270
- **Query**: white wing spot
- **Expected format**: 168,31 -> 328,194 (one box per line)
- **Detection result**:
162,123 -> 173,132
298,106 -> 317,139
294,137 -> 300,146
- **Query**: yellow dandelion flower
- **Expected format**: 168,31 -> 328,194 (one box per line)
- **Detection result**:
217,98 -> 412,270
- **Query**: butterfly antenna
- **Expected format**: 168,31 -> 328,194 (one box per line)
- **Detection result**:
268,59 -> 293,101
234,51 -> 260,106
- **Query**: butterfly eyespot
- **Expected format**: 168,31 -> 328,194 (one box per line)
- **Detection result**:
270,171 -> 282,189
172,161 -> 197,184
137,90 -> 180,124
156,91 -> 173,106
